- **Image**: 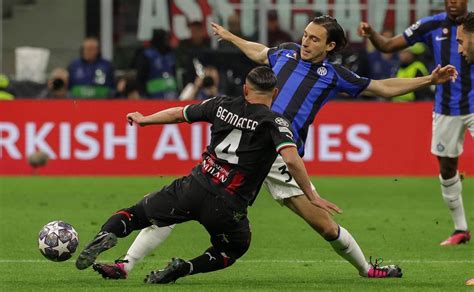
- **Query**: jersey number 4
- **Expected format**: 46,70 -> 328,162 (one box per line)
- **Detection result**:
215,129 -> 242,164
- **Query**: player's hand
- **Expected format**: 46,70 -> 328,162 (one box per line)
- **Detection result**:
430,64 -> 458,84
310,197 -> 342,216
358,22 -> 373,37
127,111 -> 145,126
194,75 -> 204,88
211,22 -> 233,42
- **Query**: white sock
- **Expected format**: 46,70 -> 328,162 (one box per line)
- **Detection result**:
440,172 -> 468,231
329,226 -> 370,276
123,224 -> 174,273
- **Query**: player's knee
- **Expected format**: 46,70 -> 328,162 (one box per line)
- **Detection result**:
440,168 -> 457,179
232,239 -> 251,260
127,204 -> 152,230
320,224 -> 339,241
438,159 -> 458,179
217,243 -> 249,268
110,205 -> 149,238
297,206 -> 338,240
210,235 -> 250,269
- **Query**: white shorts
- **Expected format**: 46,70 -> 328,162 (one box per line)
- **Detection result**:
431,113 -> 474,157
263,155 -> 316,201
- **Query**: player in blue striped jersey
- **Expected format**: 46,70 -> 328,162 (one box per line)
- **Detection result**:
91,16 -> 456,280
456,12 -> 474,287
359,0 -> 472,246
209,15 -> 455,279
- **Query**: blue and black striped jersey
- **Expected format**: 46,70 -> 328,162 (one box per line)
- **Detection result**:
403,12 -> 474,115
268,43 -> 371,156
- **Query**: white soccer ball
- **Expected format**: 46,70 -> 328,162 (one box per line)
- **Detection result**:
38,221 -> 79,262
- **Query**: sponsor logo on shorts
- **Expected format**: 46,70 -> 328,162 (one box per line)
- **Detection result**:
437,143 -> 445,152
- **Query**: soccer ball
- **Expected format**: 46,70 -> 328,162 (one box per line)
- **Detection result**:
38,221 -> 79,262
27,151 -> 49,168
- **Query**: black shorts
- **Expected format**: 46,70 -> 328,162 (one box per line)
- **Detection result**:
139,175 -> 251,253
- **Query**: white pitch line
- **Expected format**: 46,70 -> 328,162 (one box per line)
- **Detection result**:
1,259 -> 473,264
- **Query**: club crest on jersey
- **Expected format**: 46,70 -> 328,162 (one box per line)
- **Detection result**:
442,28 -> 449,35
317,66 -> 328,76
275,117 -> 289,127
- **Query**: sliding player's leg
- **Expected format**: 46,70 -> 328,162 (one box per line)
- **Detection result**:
93,225 -> 174,279
145,193 -> 251,284
76,201 -> 152,270
265,155 -> 402,278
91,175 -> 197,277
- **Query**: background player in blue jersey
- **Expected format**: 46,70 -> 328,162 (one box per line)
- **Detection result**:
92,16 -> 456,280
455,11 -> 474,287
457,12 -> 474,64
358,0 -> 472,246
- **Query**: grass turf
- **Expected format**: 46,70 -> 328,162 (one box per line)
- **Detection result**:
0,176 -> 472,291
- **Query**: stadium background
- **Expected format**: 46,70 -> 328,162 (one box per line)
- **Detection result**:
1,0 -> 473,175
1,1 -> 474,291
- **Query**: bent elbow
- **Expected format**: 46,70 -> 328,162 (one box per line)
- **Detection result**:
379,47 -> 395,54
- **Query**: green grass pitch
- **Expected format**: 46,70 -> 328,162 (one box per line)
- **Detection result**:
0,176 -> 472,291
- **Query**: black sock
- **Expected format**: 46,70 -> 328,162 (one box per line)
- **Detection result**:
101,210 -> 134,238
189,247 -> 234,275
100,202 -> 151,238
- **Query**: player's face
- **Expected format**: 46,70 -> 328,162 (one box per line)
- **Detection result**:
456,25 -> 474,64
444,0 -> 467,19
300,23 -> 336,63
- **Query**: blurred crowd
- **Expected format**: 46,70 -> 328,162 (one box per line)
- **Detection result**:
0,11 -> 435,102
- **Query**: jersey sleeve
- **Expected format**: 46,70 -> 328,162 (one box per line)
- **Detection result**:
267,115 -> 297,153
333,65 -> 371,98
403,15 -> 436,45
267,42 -> 300,67
182,96 -> 223,123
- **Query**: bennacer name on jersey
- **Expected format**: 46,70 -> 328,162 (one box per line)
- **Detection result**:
216,106 -> 259,130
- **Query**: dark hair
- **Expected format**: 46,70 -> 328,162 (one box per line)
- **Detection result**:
246,66 -> 277,92
312,15 -> 347,55
268,10 -> 278,21
456,12 -> 474,32
151,29 -> 171,54
188,20 -> 203,27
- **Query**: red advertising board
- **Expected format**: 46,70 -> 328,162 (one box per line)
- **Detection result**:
1,100 -> 472,176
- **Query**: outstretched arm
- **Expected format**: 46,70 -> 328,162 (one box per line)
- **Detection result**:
126,107 -> 185,126
211,22 -> 270,65
358,22 -> 409,53
279,147 -> 342,215
362,65 -> 458,98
